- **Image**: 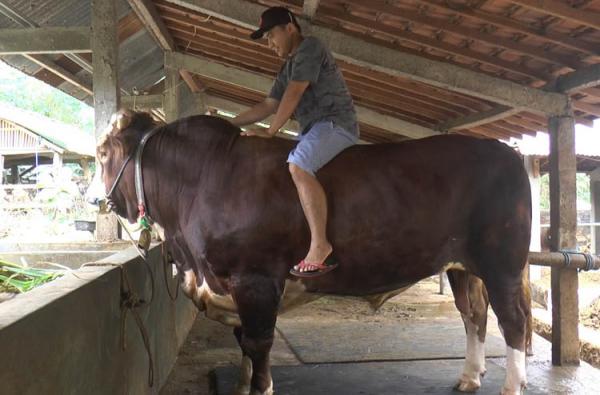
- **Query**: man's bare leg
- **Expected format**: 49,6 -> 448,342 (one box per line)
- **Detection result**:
289,163 -> 333,270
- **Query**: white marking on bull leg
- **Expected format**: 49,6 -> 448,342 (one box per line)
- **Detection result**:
192,278 -> 242,326
182,269 -> 197,300
442,262 -> 467,272
249,380 -> 273,395
501,347 -> 526,395
455,314 -> 486,392
233,355 -> 253,395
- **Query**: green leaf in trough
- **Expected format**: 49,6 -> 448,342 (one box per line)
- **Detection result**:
0,259 -> 63,294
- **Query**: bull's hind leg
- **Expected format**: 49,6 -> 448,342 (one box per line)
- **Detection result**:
231,275 -> 282,395
447,270 -> 489,392
487,277 -> 529,395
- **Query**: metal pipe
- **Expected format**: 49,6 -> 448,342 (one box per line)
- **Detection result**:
528,251 -> 600,271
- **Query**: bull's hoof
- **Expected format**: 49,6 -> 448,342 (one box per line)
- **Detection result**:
454,377 -> 481,392
499,383 -> 526,395
248,380 -> 273,395
454,369 -> 486,392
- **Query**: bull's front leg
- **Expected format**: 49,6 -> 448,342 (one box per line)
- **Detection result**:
233,326 -> 253,395
231,275 -> 282,395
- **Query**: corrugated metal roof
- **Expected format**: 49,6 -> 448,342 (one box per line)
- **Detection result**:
0,102 -> 95,156
0,0 -> 131,28
0,0 -> 162,100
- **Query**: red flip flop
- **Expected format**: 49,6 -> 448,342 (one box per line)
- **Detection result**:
289,254 -> 339,278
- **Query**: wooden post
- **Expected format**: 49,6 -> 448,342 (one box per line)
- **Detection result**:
591,168 -> 600,254
10,165 -> 18,184
438,272 -> 450,295
548,114 -> 580,365
80,159 -> 91,182
52,152 -> 62,179
92,0 -> 120,242
525,155 -> 542,281
0,154 -> 4,184
164,52 -> 180,123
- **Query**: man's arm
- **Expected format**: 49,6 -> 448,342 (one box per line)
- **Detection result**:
231,98 -> 279,127
267,80 -> 309,135
241,80 -> 309,137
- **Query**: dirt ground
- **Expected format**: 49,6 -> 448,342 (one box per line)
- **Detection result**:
534,268 -> 600,330
159,277 -> 461,395
582,299 -> 600,330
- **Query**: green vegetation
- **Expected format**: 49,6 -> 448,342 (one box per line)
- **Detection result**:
0,259 -> 63,293
540,173 -> 591,210
0,61 -> 94,134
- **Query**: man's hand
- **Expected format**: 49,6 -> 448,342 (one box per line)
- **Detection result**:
240,128 -> 275,138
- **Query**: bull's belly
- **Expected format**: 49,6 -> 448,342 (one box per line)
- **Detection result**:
180,267 -> 466,327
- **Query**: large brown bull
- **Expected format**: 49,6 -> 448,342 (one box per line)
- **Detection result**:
93,110 -> 532,395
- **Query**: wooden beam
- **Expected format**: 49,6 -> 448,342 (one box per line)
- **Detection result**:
548,114 -> 580,366
127,0 -> 175,50
437,106 -> 523,131
302,0 -> 320,19
552,64 -> 600,93
0,3 -> 93,74
572,101 -> 600,118
511,0 -> 600,31
166,51 -> 439,139
127,0 -> 204,94
165,0 -> 569,116
122,94 -> 164,108
180,70 -> 203,92
0,27 -> 90,55
22,54 -> 93,95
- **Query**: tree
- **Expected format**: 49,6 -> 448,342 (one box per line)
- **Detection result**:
0,61 -> 93,134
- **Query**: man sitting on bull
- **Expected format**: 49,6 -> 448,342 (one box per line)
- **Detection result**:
231,6 -> 359,278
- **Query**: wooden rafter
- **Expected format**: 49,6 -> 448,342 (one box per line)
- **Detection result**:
317,6 -> 552,82
415,0 -> 599,57
22,54 -> 92,95
341,0 -> 584,71
510,0 -> 600,31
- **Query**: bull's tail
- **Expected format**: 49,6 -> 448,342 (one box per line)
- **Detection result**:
522,263 -> 533,355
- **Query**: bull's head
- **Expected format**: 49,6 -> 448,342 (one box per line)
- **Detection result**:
88,110 -> 161,223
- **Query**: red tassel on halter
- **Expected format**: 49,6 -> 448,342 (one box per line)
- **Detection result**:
138,204 -> 146,218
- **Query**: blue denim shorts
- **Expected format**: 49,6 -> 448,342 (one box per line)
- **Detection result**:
287,121 -> 358,176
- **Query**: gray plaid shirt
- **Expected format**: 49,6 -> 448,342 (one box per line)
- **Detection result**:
269,37 -> 359,136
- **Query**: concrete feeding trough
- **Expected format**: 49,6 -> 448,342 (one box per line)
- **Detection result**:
0,243 -> 197,394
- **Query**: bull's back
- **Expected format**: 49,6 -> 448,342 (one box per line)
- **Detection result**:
304,135 -> 531,294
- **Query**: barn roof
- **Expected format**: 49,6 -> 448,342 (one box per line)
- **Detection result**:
0,102 -> 95,157
0,0 -> 598,143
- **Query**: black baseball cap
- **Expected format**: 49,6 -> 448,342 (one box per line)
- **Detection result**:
250,6 -> 298,40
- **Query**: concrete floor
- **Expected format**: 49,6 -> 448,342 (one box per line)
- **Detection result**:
160,278 -> 600,395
